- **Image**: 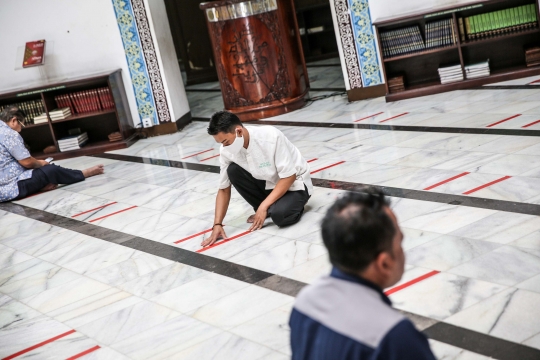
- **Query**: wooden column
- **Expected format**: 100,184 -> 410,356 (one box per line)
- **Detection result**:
200,0 -> 310,121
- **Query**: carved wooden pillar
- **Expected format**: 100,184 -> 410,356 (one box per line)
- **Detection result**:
200,0 -> 310,121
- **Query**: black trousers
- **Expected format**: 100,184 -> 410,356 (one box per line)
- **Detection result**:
16,164 -> 85,199
227,163 -> 309,227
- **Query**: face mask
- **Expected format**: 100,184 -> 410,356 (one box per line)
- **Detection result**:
225,128 -> 244,154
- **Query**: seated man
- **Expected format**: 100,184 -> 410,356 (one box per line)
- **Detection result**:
0,106 -> 104,202
202,111 -> 313,247
289,188 -> 436,360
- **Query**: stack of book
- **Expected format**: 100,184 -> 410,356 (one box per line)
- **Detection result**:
380,26 -> 425,58
58,132 -> 88,152
49,108 -> 72,121
0,100 -> 46,125
465,61 -> 490,79
388,76 -> 405,93
54,87 -> 114,115
108,132 -> 122,142
33,113 -> 49,124
425,19 -> 457,49
457,4 -> 538,42
526,46 -> 540,67
438,64 -> 464,84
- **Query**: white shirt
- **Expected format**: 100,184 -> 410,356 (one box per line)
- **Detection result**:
219,125 -> 313,195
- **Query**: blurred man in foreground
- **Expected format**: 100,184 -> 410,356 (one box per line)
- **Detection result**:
289,188 -> 436,360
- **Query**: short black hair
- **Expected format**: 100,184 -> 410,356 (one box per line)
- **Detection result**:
0,105 -> 26,123
321,187 -> 396,273
207,111 -> 243,135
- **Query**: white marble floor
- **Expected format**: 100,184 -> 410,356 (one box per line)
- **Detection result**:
2,65 -> 540,359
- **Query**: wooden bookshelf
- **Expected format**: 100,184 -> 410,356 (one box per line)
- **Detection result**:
374,0 -> 540,102
0,70 -> 137,160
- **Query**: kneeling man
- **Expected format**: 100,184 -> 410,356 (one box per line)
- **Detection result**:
202,111 -> 313,247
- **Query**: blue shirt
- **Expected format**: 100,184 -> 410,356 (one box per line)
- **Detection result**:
0,121 -> 33,202
290,267 -> 436,360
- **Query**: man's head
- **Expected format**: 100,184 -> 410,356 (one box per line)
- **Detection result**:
207,111 -> 245,147
321,187 -> 404,289
0,105 -> 26,132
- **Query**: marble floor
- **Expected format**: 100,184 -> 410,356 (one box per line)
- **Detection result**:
1,61 -> 540,359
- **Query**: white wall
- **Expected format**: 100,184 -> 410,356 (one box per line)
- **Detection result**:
370,0 -> 489,23
145,0 -> 190,121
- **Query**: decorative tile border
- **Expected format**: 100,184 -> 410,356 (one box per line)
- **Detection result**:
112,0 -> 159,125
331,0 -> 363,89
349,0 -> 383,86
131,0 -> 171,123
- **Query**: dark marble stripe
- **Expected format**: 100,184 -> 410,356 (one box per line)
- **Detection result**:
92,153 -> 540,216
476,85 -> 540,90
2,202 -> 538,359
424,323 -> 540,360
191,117 -> 540,136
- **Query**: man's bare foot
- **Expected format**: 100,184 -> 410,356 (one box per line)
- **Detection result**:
247,214 -> 256,223
40,184 -> 58,192
82,164 -> 104,178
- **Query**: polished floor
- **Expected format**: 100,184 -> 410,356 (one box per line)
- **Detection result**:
1,61 -> 540,359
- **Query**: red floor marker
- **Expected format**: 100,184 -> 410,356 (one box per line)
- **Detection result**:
307,158 -> 318,163
310,161 -> 346,175
197,230 -> 251,253
384,270 -> 440,296
486,114 -> 521,128
2,329 -> 76,360
66,345 -> 101,360
529,79 -> 540,85
181,149 -> 213,159
522,119 -> 540,128
174,227 -> 215,244
378,112 -> 409,123
423,172 -> 470,191
463,176 -> 511,195
71,202 -> 117,218
88,206 -> 137,223
354,112 -> 384,122
200,154 -> 220,162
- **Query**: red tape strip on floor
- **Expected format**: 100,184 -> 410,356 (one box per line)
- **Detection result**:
529,79 -> 540,85
423,172 -> 470,191
88,206 -> 137,223
200,154 -> 220,162
486,114 -> 521,128
181,149 -> 213,159
463,176 -> 511,195
307,158 -> 318,163
384,270 -> 440,296
2,329 -> 76,360
174,227 -> 216,244
197,230 -> 251,253
66,346 -> 101,360
354,112 -> 384,122
522,119 -> 540,128
71,202 -> 117,218
378,112 -> 409,123
310,161 -> 346,175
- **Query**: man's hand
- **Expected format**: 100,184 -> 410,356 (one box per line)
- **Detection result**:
201,225 -> 227,247
249,206 -> 268,231
37,160 -> 49,167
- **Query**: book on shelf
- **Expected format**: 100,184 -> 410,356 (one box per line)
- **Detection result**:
58,132 -> 88,152
49,107 -> 72,121
54,87 -> 114,115
438,64 -> 464,84
388,76 -> 405,93
380,25 -> 425,58
32,113 -> 49,124
526,46 -> 540,67
0,100 -> 46,125
108,131 -> 123,142
464,60 -> 490,79
425,18 -> 457,50
459,4 -> 538,42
